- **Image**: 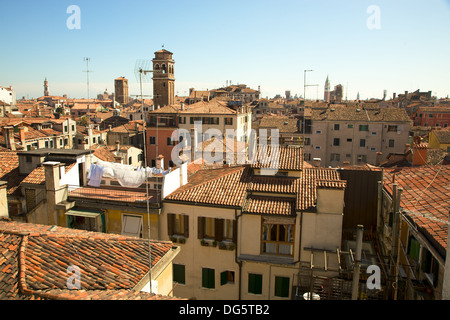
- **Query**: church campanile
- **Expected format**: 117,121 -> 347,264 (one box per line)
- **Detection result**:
152,49 -> 175,108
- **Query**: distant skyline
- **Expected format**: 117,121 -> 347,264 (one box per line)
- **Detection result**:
1,0 -> 449,101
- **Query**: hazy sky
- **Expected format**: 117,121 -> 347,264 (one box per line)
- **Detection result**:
1,0 -> 449,101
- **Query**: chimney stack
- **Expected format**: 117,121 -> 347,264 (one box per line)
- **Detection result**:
412,136 -> 428,166
3,126 -> 15,151
156,155 -> 164,170
115,140 -> 120,153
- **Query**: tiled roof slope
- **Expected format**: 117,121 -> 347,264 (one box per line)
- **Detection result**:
243,195 -> 296,216
0,152 -> 26,196
165,165 -> 346,213
383,165 -> 450,257
0,219 -> 180,300
165,166 -> 251,207
251,145 -> 304,171
311,105 -> 411,122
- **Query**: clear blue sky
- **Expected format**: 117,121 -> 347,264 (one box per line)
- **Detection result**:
1,0 -> 449,101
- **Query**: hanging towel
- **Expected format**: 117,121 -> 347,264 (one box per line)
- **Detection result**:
87,164 -> 105,187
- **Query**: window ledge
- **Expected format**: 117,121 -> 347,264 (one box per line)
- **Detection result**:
238,254 -> 295,265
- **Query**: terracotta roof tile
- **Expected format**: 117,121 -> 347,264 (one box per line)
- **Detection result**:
251,145 -> 304,171
166,164 -> 345,213
69,186 -> 160,204
0,219 -> 181,300
243,195 -> 296,216
383,165 -> 450,255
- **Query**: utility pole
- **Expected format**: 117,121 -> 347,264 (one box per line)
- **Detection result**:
352,225 -> 364,300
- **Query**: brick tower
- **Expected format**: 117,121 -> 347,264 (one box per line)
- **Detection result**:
152,49 -> 175,108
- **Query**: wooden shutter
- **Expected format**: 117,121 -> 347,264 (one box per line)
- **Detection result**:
167,214 -> 175,236
232,220 -> 237,243
183,215 -> 189,238
215,218 -> 224,242
198,217 -> 205,239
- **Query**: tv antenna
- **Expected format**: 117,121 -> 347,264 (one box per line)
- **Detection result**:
83,57 -> 94,152
134,58 -> 161,295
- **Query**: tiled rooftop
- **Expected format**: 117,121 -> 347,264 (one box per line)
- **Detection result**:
165,164 -> 346,213
69,186 -> 160,204
383,165 -> 450,256
311,105 -> 411,122
0,218 -> 180,300
250,145 -> 304,171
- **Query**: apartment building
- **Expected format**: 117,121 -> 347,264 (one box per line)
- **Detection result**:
161,145 -> 348,300
302,105 -> 412,167
146,98 -> 252,170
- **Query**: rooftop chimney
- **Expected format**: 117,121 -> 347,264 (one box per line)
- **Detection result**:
412,136 -> 428,166
115,140 -> 120,153
156,155 -> 164,170
2,126 -> 15,151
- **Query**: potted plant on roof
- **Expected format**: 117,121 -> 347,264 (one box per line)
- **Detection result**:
200,239 -> 208,246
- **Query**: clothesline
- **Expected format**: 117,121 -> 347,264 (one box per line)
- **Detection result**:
87,159 -> 171,188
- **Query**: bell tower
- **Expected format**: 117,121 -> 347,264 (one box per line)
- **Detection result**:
152,49 -> 175,108
44,77 -> 49,96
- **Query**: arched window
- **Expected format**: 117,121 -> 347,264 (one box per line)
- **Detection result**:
162,64 -> 167,73
154,64 -> 160,71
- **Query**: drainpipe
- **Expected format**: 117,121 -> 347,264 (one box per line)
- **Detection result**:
235,208 -> 243,300
351,224 -> 364,300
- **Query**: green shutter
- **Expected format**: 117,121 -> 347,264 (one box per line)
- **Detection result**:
408,237 -> 420,261
248,274 -> 262,295
202,268 -> 215,289
221,271 -> 227,286
173,264 -> 185,285
275,276 -> 290,298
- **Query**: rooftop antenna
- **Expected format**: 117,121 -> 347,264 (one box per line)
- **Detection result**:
83,57 -> 94,155
134,58 -> 159,295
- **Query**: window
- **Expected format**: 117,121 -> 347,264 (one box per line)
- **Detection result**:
198,217 -> 236,243
359,124 -> 369,131
389,139 -> 395,148
72,125 -> 75,131
315,146 -> 321,150
221,271 -> 235,286
149,136 -> 156,145
128,156 -> 132,165
422,249 -> 439,287
204,217 -> 215,239
333,138 -> 340,146
223,219 -> 234,241
316,130 -> 322,134
347,138 -> 352,142
224,118 -> 233,125
202,268 -> 215,289
173,264 -> 185,285
330,153 -> 340,161
261,219 -> 294,256
360,139 -> 366,147
248,273 -> 262,295
348,124 -> 354,129
387,125 -> 398,132
407,235 -> 420,261
274,276 -> 290,298
334,124 -> 340,131
167,137 -> 175,146
304,137 -> 311,145
357,155 -> 367,162
64,125 -> 68,132
121,214 -> 143,238
371,132 -> 377,135
168,214 -> 189,237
